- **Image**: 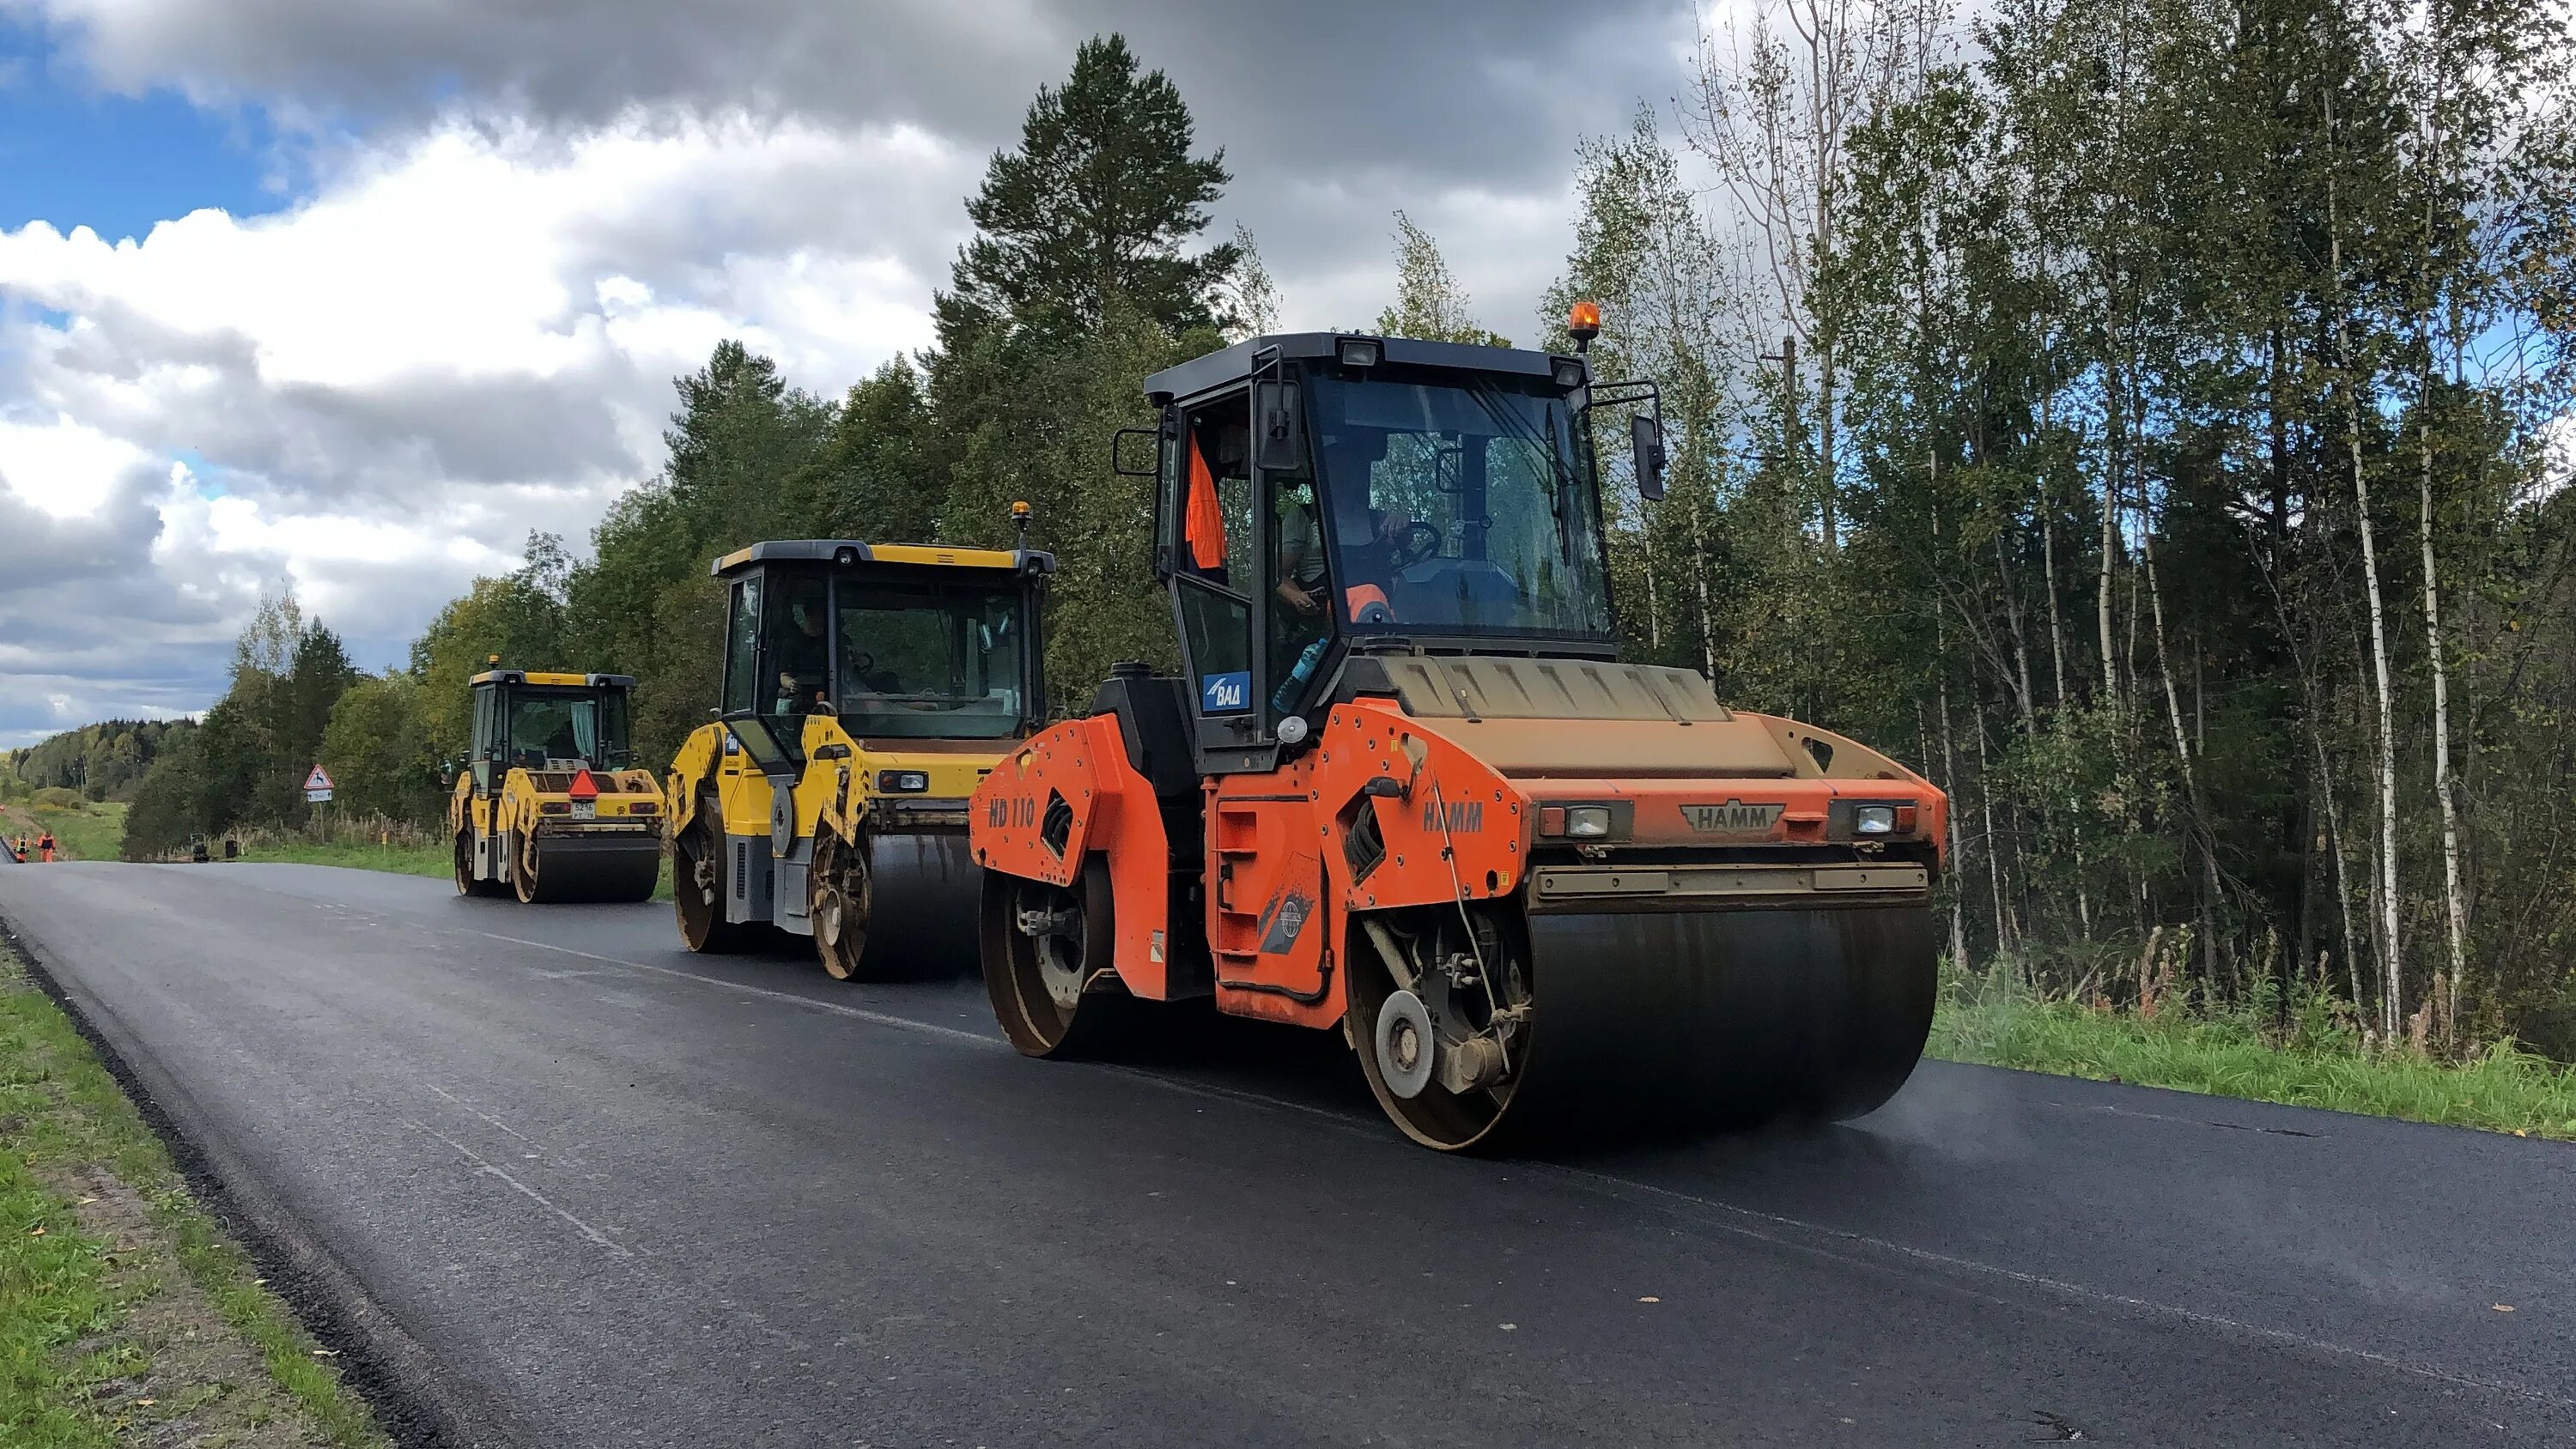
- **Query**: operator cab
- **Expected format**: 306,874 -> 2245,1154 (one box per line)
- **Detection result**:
710,539 -> 1055,773
465,670 -> 637,790
1125,329 -> 1665,775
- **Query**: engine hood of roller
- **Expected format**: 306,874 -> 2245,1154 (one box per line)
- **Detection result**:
1353,655 -> 1901,782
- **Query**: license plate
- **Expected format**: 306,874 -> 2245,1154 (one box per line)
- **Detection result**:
570,802 -> 596,820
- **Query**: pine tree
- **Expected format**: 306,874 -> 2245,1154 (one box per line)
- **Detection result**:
932,33 -> 1239,352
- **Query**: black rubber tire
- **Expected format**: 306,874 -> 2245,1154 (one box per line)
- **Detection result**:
1345,904 -> 1526,1152
513,833 -> 546,905
811,833 -> 874,980
674,798 -> 754,953
453,830 -> 505,899
980,858 -> 1145,1058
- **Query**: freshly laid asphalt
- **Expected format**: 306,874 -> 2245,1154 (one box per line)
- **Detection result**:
2,862 -> 2568,1447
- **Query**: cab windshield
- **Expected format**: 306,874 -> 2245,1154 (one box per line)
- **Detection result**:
1307,373 -> 1613,639
833,581 -> 1028,739
505,689 -> 631,769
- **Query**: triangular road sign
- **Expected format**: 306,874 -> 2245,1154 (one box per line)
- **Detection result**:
304,764 -> 333,791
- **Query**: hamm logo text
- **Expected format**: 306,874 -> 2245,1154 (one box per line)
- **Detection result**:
1421,799 -> 1485,834
1682,800 -> 1783,834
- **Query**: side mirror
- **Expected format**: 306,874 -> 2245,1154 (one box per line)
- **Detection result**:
1631,413 -> 1668,501
1255,379 -> 1307,474
1111,427 -> 1159,478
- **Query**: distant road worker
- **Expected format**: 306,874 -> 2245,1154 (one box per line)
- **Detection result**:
39,830 -> 57,862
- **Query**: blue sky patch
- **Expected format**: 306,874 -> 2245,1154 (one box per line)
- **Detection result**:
1,21 -> 294,241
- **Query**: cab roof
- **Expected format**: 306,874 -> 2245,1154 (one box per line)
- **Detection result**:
469,670 -> 635,689
709,539 -> 1057,579
1142,331 -> 1583,406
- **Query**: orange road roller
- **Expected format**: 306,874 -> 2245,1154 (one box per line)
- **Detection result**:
968,318 -> 1947,1150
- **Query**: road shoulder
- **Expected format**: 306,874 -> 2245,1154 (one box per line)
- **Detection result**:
0,913 -> 526,1448
2,932 -> 382,1446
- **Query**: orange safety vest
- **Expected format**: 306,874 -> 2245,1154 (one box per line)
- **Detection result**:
1184,433 -> 1226,571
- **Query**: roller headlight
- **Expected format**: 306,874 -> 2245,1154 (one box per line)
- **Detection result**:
1565,806 -> 1613,839
877,770 -> 930,794
1854,805 -> 1897,835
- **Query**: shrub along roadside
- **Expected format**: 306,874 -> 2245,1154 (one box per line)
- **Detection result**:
1930,969 -> 2576,1141
0,938 -> 388,1447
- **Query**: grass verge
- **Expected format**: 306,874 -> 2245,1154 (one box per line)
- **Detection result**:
1930,970 -> 2576,1141
226,840 -> 451,881
226,837 -> 676,901
0,802 -> 125,863
0,937 -> 388,1447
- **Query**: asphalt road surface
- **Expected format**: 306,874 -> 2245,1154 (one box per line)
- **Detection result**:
3,862 -> 2569,1447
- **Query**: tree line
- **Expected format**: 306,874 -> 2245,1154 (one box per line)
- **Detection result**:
107,10 -> 2576,1055
3,718 -> 195,803
1548,0 -> 2575,1053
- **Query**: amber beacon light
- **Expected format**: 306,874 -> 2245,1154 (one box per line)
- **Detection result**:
1566,300 -> 1603,350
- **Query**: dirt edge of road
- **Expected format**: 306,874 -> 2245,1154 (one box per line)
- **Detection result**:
0,903 -> 535,1449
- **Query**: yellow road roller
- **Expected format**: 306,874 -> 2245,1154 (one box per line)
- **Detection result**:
665,528 -> 1054,978
450,668 -> 665,903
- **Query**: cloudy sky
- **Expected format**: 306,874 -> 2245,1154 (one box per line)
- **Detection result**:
0,0 -> 1706,746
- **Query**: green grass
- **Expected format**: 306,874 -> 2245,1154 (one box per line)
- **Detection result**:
228,838 -> 453,880
0,802 -> 125,863
1930,972 -> 2576,1141
0,939 -> 388,1447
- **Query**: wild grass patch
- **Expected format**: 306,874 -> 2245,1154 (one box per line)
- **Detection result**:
1930,967 -> 2576,1140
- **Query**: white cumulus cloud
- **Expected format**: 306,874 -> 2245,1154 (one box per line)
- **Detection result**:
0,104 -> 980,743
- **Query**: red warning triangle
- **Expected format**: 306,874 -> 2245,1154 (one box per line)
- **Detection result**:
566,768 -> 600,801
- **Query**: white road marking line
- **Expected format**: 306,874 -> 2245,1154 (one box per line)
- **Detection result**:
464,931 -> 1003,1049
422,1082 -> 553,1155
456,924 -> 2566,1409
405,1119 -> 635,1259
1092,1064 -> 1380,1137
